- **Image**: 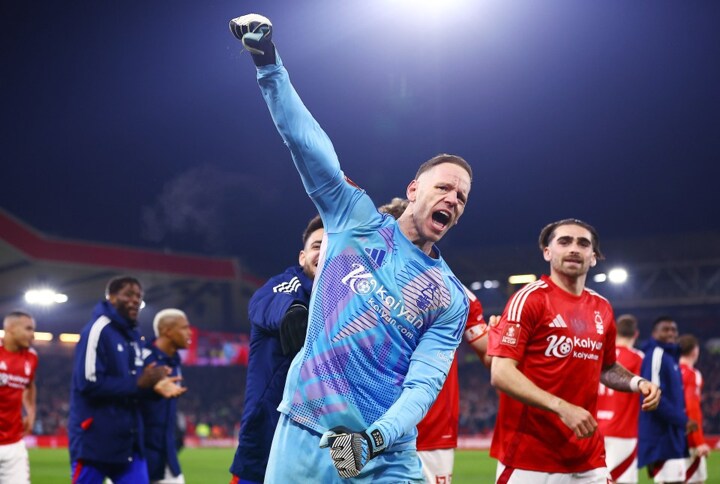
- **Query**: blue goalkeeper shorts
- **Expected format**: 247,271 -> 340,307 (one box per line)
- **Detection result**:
265,413 -> 423,483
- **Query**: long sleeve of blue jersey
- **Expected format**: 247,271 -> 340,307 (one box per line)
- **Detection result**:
256,55 -> 377,232
73,332 -> 138,398
370,294 -> 468,448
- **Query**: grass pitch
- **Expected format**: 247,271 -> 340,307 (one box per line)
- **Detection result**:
29,447 -> 720,483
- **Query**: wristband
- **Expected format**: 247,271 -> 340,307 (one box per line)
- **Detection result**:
630,375 -> 644,392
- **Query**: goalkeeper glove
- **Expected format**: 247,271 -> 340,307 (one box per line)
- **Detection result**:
279,303 -> 308,356
229,14 -> 276,66
319,426 -> 387,479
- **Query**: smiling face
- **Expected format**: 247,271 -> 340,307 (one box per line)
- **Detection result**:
543,223 -> 597,281
653,319 -> 678,345
108,282 -> 143,322
405,162 -> 471,250
299,227 -> 324,280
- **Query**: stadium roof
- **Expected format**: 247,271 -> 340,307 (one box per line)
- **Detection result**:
0,209 -> 260,334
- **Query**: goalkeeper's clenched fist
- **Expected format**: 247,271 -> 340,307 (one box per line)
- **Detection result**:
319,426 -> 387,479
229,14 -> 276,66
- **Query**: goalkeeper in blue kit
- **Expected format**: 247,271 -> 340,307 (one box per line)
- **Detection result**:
230,14 -> 473,482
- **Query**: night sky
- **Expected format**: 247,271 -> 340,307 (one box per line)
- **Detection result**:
2,0 -> 719,279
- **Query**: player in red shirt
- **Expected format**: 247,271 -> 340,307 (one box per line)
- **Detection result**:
679,334 -> 710,484
488,219 -> 661,483
416,288 -> 494,484
0,311 -> 38,484
596,314 -> 644,483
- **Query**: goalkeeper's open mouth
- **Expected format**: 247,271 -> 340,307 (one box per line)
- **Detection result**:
431,210 -> 452,231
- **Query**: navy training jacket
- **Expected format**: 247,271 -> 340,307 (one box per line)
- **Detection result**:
638,337 -> 688,467
140,340 -> 183,480
229,265 -> 312,482
69,301 -> 145,464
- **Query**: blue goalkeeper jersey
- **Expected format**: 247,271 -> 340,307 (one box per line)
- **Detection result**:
256,55 -> 469,451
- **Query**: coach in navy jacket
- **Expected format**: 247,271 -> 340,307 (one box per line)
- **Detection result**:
638,317 -> 689,469
230,216 -> 323,484
69,276 -> 182,483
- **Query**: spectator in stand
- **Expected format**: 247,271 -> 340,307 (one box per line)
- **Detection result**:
0,311 -> 38,484
639,316 -> 690,484
596,314 -> 644,483
679,334 -> 710,484
141,309 -> 191,484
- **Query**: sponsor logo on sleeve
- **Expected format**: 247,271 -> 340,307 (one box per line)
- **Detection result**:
501,324 -> 520,346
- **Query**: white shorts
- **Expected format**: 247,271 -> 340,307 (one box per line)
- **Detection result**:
649,458 -> 686,483
152,465 -> 185,484
418,448 -> 454,483
685,448 -> 707,484
495,461 -> 610,484
604,436 -> 638,483
0,439 -> 30,484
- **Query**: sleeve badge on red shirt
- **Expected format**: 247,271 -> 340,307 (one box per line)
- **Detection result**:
501,323 -> 520,346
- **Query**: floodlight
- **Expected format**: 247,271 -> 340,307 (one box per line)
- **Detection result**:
24,289 -> 68,306
470,281 -> 482,291
593,273 -> 607,283
608,268 -> 628,284
34,332 -> 53,342
508,274 -> 537,285
59,333 -> 81,343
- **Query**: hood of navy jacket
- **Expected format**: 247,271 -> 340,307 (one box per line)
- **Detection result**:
92,300 -> 138,334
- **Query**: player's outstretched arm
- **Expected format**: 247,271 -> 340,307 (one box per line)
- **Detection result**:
491,356 -> 598,439
229,13 -> 345,201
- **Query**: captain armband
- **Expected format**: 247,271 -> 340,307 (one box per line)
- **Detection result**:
464,320 -> 488,343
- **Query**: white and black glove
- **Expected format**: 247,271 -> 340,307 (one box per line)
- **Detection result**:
279,303 -> 308,356
319,426 -> 387,479
229,14 -> 276,66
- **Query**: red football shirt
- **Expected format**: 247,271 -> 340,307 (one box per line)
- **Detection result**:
681,363 -> 706,448
416,295 -> 486,451
488,275 -> 617,473
0,345 -> 38,444
597,346 -> 643,438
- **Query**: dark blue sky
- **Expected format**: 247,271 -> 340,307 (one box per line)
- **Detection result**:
2,1 -> 719,278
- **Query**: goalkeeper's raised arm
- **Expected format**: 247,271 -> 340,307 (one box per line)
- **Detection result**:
230,14 -> 342,198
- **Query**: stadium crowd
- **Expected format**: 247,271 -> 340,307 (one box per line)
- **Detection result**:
27,341 -> 719,441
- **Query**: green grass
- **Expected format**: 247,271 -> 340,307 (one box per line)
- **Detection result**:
29,448 -> 720,483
